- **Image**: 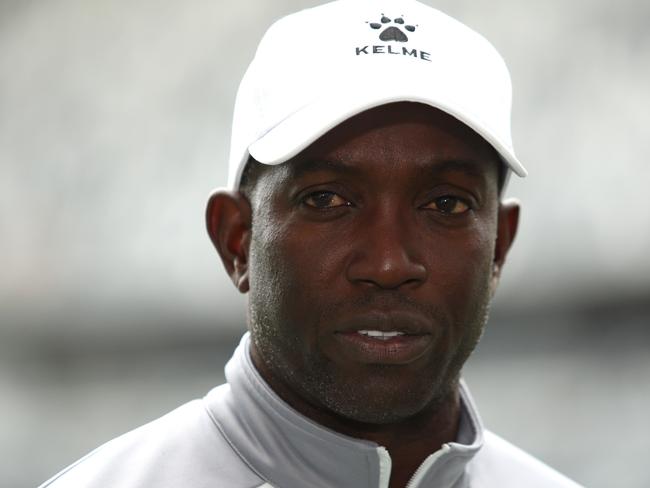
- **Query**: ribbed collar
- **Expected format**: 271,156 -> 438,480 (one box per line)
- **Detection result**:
204,333 -> 484,488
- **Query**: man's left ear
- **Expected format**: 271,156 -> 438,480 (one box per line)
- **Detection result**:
490,198 -> 520,296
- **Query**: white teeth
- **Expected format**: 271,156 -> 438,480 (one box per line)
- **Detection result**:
357,330 -> 405,340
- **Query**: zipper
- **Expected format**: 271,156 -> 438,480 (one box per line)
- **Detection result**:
376,443 -> 450,488
405,443 -> 450,488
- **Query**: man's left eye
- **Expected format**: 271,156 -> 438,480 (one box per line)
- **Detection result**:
302,191 -> 350,209
425,196 -> 470,214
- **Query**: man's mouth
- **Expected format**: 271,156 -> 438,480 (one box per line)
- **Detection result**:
333,329 -> 432,364
356,330 -> 406,340
331,310 -> 435,364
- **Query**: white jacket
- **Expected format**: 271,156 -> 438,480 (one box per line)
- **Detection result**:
40,334 -> 583,488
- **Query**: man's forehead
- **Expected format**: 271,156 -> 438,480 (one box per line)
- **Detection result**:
280,103 -> 503,179
287,155 -> 496,182
263,162 -> 496,209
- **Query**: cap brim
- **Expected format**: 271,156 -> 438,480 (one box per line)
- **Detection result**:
248,85 -> 527,178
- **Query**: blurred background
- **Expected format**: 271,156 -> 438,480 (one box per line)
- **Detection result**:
1,0 -> 649,486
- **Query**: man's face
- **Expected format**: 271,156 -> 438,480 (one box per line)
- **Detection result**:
244,102 -> 506,424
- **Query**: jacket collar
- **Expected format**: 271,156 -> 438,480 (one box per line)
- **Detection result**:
204,333 -> 484,488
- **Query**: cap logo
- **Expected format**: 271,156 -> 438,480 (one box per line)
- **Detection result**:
356,14 -> 430,62
368,15 -> 416,42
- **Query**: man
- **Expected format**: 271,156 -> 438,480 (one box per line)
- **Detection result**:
40,1 -> 582,487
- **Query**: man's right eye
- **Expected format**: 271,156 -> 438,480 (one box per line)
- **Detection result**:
302,191 -> 351,209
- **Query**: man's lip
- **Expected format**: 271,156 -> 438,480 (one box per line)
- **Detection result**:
333,310 -> 433,336
332,327 -> 434,365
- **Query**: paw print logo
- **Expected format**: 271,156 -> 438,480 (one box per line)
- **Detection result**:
368,15 -> 416,42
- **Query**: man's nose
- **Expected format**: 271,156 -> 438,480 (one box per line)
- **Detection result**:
346,210 -> 427,290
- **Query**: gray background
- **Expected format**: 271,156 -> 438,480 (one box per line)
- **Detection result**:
1,0 -> 649,487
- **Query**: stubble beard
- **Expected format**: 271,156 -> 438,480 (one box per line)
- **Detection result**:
248,281 -> 492,426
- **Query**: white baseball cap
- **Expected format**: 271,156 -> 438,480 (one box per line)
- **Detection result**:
227,0 -> 527,189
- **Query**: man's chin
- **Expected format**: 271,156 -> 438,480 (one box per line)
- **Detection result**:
314,375 -> 455,426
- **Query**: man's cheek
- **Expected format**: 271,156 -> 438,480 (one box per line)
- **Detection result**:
437,249 -> 492,311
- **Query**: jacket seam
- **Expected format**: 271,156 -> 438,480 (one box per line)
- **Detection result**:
201,398 -> 272,487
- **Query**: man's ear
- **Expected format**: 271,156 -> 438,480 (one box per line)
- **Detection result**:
205,189 -> 252,293
490,198 -> 520,296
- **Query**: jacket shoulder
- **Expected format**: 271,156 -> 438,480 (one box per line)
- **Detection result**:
468,430 -> 583,488
39,388 -> 266,488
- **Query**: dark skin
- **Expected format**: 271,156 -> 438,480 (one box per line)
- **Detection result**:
207,102 -> 519,488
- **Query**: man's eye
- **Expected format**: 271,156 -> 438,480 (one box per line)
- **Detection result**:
425,196 -> 470,214
302,191 -> 350,209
